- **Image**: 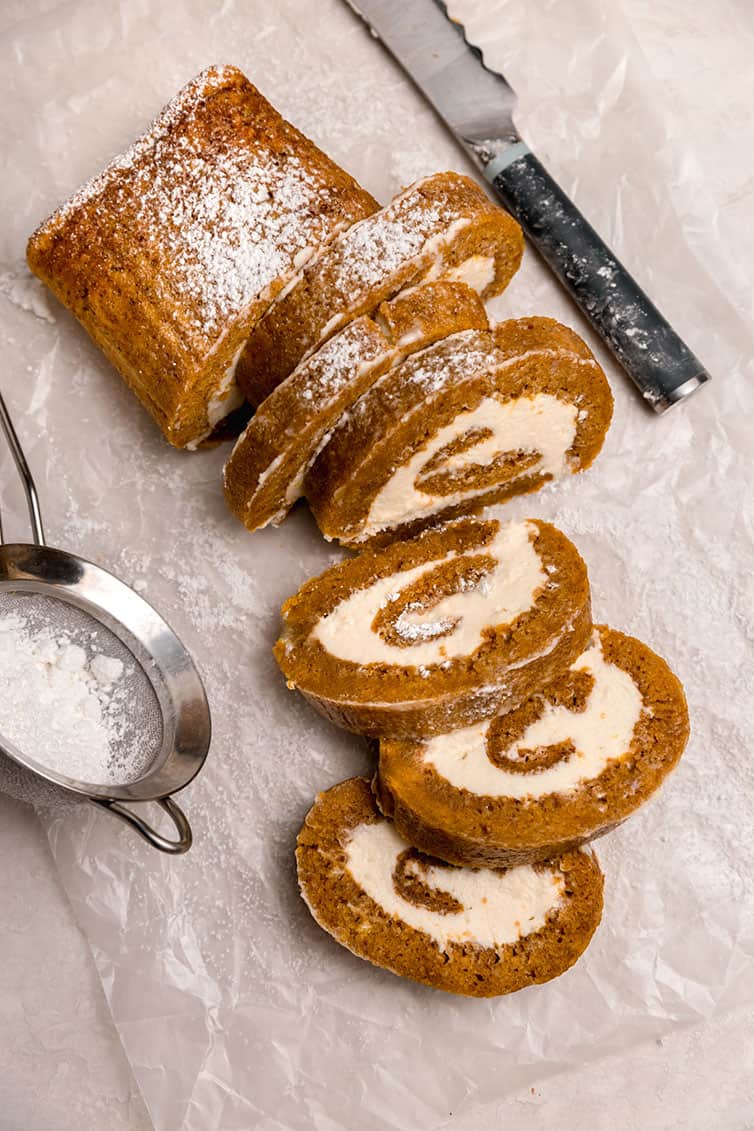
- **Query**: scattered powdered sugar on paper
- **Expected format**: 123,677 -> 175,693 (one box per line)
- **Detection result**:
0,267 -> 57,324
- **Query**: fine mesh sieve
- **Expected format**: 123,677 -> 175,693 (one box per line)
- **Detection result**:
0,390 -> 211,854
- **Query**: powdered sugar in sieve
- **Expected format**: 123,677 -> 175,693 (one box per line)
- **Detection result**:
0,590 -> 163,795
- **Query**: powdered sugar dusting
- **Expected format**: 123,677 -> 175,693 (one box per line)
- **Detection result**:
33,64 -> 369,340
225,319 -> 390,523
259,177 -> 481,364
328,205 -> 443,293
394,607 -> 456,643
309,183 -> 471,300
397,338 -> 493,397
0,611 -> 152,786
38,65 -> 241,228
225,319 -> 384,477
343,329 -> 493,431
292,320 -> 384,403
141,146 -> 331,336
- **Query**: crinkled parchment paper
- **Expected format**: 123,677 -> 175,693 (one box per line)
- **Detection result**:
1,1 -> 753,1128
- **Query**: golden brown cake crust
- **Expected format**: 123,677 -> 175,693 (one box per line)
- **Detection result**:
26,64 -> 378,448
305,316 -> 614,547
375,626 -> 690,866
274,516 -> 592,738
236,171 -> 524,406
223,281 -> 488,532
296,777 -> 604,997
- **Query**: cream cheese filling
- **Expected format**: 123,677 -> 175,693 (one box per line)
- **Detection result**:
364,392 -> 578,535
310,520 -> 546,666
422,634 -> 644,799
207,341 -> 246,427
188,342 -> 246,449
444,253 -> 496,293
345,819 -> 564,950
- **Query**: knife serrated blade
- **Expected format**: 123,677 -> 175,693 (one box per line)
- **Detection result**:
344,0 -> 520,169
344,0 -> 710,412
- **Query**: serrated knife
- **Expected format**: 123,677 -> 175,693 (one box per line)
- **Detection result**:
344,0 -> 710,412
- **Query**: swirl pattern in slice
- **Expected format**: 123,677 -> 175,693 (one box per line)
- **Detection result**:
297,777 -> 604,997
376,626 -> 689,865
275,515 -> 592,738
306,317 -> 613,546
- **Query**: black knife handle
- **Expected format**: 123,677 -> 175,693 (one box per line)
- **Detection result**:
489,148 -> 710,412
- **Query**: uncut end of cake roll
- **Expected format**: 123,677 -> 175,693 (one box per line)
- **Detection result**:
26,64 -> 378,450
306,316 -> 614,547
296,777 -> 604,997
223,281 -> 488,531
375,626 -> 690,867
236,170 -> 525,406
274,515 -> 592,739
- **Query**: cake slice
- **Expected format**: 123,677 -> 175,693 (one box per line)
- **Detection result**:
223,281 -> 488,531
296,777 -> 604,997
306,317 -> 613,546
274,515 -> 592,738
236,171 -> 524,405
26,64 -> 378,449
376,626 -> 689,866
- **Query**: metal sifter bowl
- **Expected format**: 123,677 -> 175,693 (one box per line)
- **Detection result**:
0,389 -> 211,854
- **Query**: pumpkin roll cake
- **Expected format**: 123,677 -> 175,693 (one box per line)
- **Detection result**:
236,171 -> 524,405
297,777 -> 604,997
274,515 -> 592,738
376,626 -> 689,867
223,281 -> 488,531
307,316 -> 613,546
26,64 -> 378,449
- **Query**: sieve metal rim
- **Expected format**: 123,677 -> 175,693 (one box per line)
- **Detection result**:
0,542 -> 211,800
1,389 -> 211,854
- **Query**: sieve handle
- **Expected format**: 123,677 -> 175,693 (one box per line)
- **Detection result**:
0,389 -> 46,546
92,796 -> 193,854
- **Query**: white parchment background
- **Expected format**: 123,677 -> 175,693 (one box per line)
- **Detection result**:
1,1 -> 753,1128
